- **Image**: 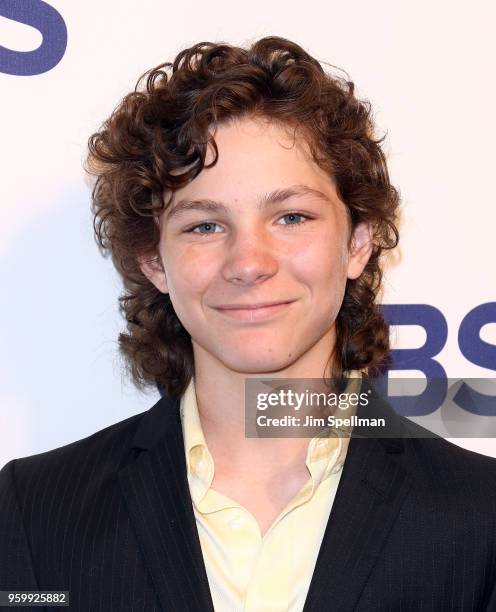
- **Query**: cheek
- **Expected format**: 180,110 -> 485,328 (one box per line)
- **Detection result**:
165,247 -> 215,303
290,235 -> 348,287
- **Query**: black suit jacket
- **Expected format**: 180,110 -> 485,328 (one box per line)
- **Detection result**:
1,381 -> 496,611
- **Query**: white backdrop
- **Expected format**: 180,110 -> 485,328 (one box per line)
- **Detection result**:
1,0 -> 495,468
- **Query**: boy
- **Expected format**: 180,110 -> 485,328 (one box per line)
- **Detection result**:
1,36 -> 495,611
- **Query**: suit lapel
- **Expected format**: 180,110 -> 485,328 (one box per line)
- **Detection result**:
118,395 -> 215,612
303,381 -> 412,612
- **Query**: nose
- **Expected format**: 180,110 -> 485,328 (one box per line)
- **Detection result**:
221,227 -> 279,285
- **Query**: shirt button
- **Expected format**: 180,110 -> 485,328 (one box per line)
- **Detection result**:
228,513 -> 245,529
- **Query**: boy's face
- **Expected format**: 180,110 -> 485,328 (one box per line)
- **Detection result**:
141,116 -> 372,376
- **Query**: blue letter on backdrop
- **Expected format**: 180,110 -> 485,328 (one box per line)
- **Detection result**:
376,304 -> 448,416
0,0 -> 67,76
455,302 -> 496,416
458,302 -> 496,372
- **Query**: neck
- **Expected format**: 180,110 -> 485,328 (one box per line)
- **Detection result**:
191,328 -> 338,474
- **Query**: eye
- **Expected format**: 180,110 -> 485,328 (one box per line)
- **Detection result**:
187,222 -> 223,235
277,212 -> 312,227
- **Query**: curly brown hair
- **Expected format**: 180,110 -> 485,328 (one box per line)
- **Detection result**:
86,35 -> 400,400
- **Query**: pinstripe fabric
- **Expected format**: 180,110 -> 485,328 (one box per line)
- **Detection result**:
1,381 -> 496,611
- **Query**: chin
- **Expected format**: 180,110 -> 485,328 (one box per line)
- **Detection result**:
220,349 -> 297,375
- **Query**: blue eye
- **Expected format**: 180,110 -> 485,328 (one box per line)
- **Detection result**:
277,212 -> 311,227
189,222 -> 222,234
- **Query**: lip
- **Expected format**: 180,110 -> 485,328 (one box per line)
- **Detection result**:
213,300 -> 296,322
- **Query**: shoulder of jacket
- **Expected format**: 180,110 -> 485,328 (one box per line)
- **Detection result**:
5,409 -> 150,485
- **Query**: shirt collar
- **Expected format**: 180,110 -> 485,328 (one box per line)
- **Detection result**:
179,378 -> 214,504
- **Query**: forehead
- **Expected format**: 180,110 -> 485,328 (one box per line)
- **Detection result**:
206,116 -> 320,176
166,116 -> 337,209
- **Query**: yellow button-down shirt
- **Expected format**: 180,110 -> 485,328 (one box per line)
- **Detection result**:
179,373 -> 362,612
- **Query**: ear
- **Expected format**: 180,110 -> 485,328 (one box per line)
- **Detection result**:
138,253 -> 169,294
346,221 -> 374,280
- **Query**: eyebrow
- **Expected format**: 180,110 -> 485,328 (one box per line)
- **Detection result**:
164,184 -> 333,222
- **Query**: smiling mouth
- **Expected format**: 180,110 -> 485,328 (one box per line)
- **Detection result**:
213,300 -> 296,322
